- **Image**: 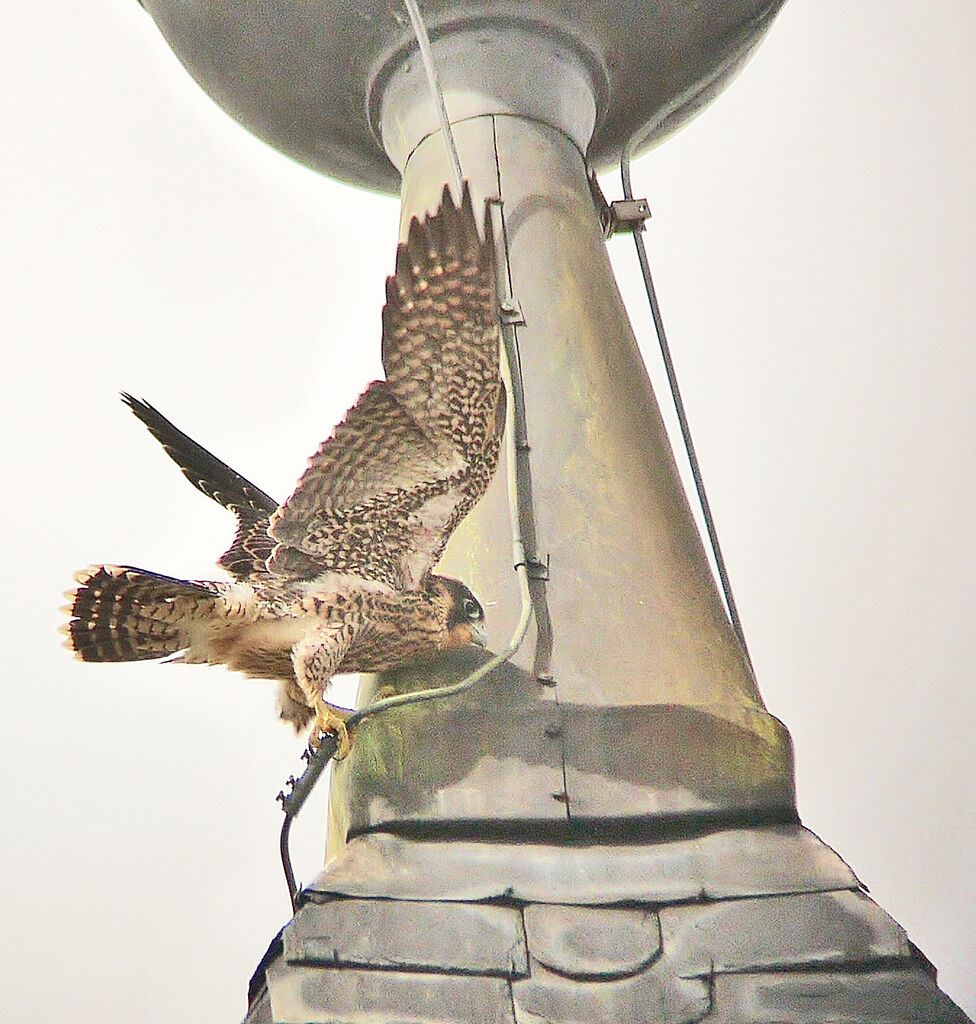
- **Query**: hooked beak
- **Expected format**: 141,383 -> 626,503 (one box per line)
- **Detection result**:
470,621 -> 488,647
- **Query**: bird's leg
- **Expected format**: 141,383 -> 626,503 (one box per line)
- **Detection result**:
292,625 -> 358,760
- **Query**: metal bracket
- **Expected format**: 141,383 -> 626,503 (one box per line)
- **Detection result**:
487,196 -> 527,328
607,197 -> 651,234
514,553 -> 549,581
526,553 -> 550,581
588,170 -> 651,237
499,298 -> 526,327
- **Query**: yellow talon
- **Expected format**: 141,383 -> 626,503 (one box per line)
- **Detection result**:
310,703 -> 352,760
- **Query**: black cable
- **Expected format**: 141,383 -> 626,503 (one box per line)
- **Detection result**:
277,731 -> 338,911
279,815 -> 298,913
620,149 -> 754,676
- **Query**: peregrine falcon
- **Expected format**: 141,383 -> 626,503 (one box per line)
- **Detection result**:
63,184 -> 505,757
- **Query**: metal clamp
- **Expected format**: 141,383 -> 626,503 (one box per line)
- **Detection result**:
589,170 -> 651,237
526,553 -> 550,581
499,299 -> 526,327
607,197 -> 651,233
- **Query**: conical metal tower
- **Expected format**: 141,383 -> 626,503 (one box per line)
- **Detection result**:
130,2 -> 972,1021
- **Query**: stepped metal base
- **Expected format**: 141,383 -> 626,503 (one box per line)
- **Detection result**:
245,824 -> 971,1024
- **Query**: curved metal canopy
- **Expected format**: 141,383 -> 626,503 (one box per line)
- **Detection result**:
137,0 -> 787,192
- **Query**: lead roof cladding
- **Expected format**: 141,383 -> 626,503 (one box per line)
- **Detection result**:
243,824 -> 972,1024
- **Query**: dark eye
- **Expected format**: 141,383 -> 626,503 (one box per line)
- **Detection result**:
462,597 -> 481,620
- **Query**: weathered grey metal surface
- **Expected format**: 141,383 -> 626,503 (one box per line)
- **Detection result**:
522,905 -> 661,979
377,24 -> 598,172
512,957 -> 712,1024
285,897 -> 528,977
264,959 -> 517,1024
309,826 -> 860,904
328,653 -> 567,849
392,114 -> 764,710
514,958 -> 712,1024
247,825 -> 972,1023
250,960 -> 973,1024
135,1 -> 786,193
659,890 -> 911,974
560,702 -> 794,820
708,969 -> 972,1024
242,990 -> 273,1024
330,652 -> 795,842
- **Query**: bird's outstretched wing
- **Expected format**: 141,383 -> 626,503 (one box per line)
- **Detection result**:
122,394 -> 278,580
268,183 -> 505,590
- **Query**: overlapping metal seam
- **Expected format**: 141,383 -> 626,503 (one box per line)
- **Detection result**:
305,824 -> 860,905
284,897 -> 528,978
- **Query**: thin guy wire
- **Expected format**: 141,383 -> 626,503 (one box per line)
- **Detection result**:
620,147 -> 754,676
401,0 -> 464,201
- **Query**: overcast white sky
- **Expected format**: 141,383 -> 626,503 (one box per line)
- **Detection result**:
2,2 -> 974,1021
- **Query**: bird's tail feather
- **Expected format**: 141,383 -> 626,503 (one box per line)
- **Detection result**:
62,565 -> 217,663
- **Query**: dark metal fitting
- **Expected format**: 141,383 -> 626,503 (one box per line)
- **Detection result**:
608,197 -> 651,233
551,791 -> 569,803
544,724 -> 563,739
499,299 -> 526,326
537,673 -> 557,687
526,554 -> 550,581
589,172 -> 650,236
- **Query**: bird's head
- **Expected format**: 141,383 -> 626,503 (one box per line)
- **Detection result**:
430,575 -> 487,649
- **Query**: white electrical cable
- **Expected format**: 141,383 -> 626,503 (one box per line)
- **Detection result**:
401,0 -> 464,201
279,1 -> 538,907
344,204 -> 534,727
334,4 -> 536,726
282,1 -> 535,784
